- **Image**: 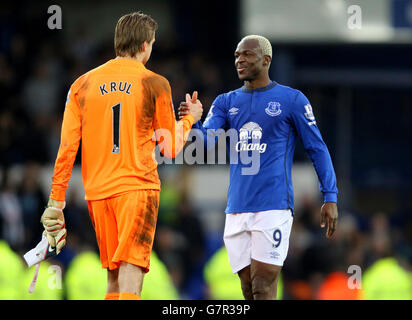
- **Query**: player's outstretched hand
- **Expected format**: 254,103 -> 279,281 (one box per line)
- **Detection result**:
320,202 -> 338,238
178,91 -> 203,122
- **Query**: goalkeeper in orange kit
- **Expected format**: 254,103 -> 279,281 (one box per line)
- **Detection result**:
40,11 -> 203,300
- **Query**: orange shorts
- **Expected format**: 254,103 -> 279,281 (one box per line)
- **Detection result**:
87,189 -> 160,272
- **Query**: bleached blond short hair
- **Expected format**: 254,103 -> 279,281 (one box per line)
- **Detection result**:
240,35 -> 272,58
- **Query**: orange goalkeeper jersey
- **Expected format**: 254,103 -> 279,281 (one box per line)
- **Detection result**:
50,58 -> 195,201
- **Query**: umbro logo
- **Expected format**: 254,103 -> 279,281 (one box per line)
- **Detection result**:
228,107 -> 239,116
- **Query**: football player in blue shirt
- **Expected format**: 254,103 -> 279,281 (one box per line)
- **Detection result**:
179,35 -> 338,300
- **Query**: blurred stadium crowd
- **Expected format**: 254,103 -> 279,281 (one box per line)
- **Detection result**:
0,1 -> 411,300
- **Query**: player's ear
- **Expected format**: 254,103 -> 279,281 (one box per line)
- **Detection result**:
141,41 -> 148,53
263,56 -> 271,67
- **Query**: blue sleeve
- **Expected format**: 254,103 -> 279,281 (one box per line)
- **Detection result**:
193,94 -> 228,150
290,91 -> 338,203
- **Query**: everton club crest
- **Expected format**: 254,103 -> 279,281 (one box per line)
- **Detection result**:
265,101 -> 282,117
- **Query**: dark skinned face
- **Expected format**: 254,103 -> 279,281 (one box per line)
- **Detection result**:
234,39 -> 269,82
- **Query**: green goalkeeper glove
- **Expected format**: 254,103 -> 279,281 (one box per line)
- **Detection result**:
40,199 -> 67,254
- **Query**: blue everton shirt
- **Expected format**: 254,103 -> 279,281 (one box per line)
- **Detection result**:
193,81 -> 338,214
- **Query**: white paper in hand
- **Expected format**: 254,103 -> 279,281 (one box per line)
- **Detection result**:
24,233 -> 57,268
23,234 -> 57,293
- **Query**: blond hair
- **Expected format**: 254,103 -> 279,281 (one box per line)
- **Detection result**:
114,12 -> 158,57
241,35 -> 272,58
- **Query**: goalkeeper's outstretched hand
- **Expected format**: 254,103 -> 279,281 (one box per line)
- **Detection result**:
40,199 -> 67,254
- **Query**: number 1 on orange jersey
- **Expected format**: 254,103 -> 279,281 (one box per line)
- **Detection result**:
112,103 -> 121,153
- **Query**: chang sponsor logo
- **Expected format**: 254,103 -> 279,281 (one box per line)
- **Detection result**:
235,122 -> 267,154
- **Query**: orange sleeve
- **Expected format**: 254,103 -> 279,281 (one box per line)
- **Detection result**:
151,76 -> 194,159
49,84 -> 82,201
